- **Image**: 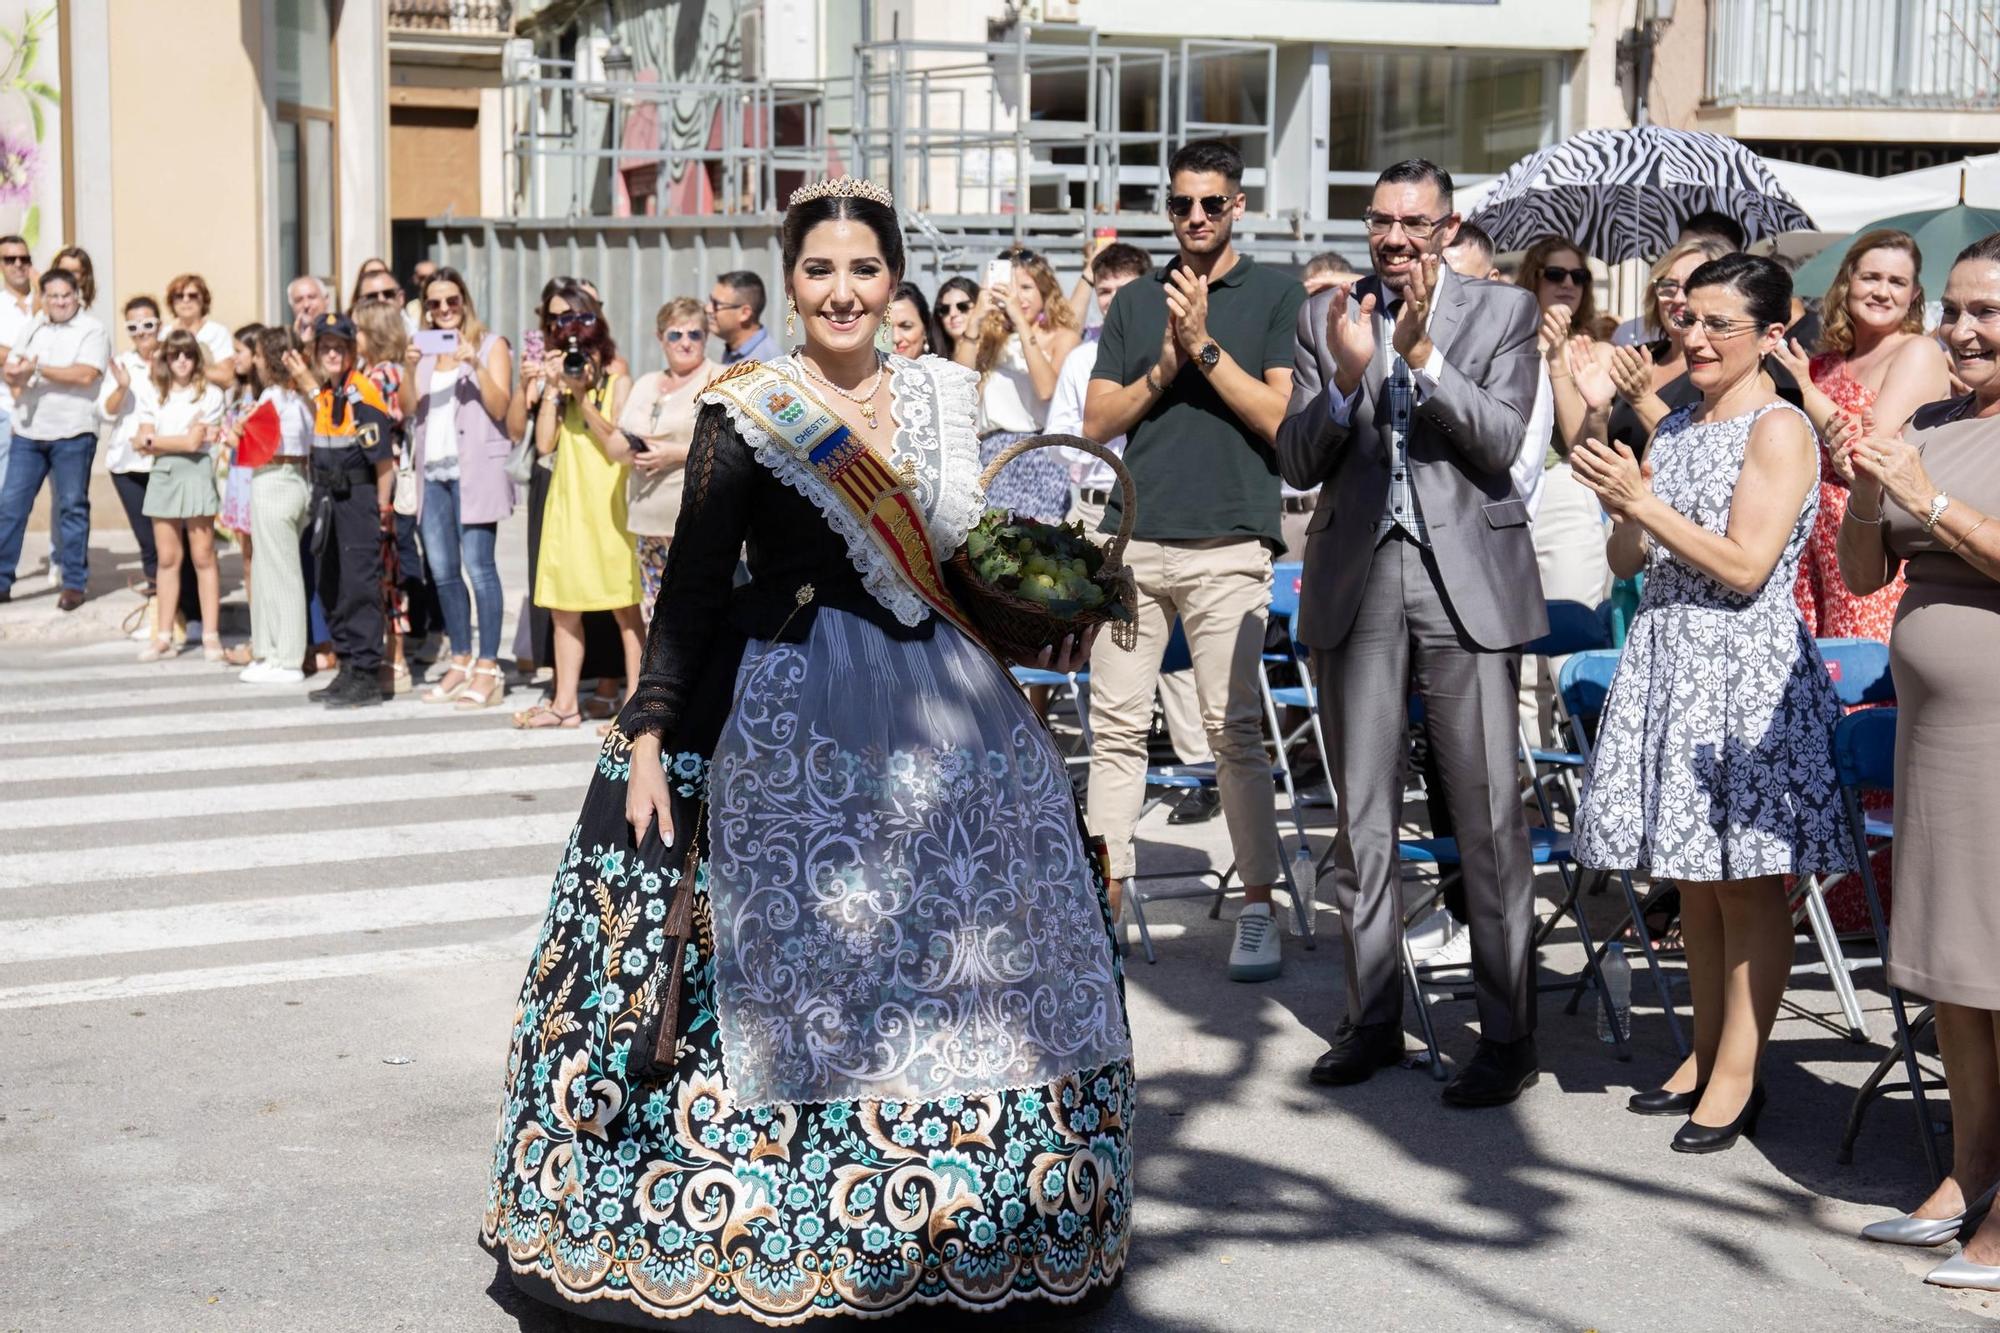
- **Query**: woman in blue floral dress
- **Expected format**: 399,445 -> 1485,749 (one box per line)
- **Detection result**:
482,179 -> 1135,1324
1571,253 -> 1853,1155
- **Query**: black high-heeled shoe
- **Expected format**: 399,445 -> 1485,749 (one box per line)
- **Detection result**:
1671,1084 -> 1765,1154
1628,1083 -> 1705,1117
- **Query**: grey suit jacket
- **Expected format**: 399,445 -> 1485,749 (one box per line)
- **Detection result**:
1275,268 -> 1549,652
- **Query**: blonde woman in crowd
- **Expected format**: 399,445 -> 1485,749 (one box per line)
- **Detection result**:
611,297 -> 717,626
956,247 -> 1081,521
137,329 -> 226,661
400,265 -> 516,709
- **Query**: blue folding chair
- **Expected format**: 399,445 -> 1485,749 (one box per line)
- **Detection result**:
1259,562 -> 1330,861
1517,600 -> 1615,812
1012,663 -> 1094,766
1554,648 -> 1690,1055
1126,618 -> 1318,963
1832,707 -> 1946,1182
1792,637 -> 1897,1041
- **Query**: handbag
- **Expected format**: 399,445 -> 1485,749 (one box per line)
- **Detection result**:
392,444 -> 420,516
504,427 -> 537,486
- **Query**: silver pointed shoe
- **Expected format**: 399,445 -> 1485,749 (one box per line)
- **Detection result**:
1861,1183 -> 1999,1247
1925,1253 -> 2000,1291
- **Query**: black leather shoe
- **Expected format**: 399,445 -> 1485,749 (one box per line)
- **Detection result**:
1442,1036 -> 1540,1107
309,666 -> 352,702
1167,787 -> 1222,825
1671,1084 -> 1765,1154
1308,1020 -> 1406,1086
1628,1084 -> 1705,1117
324,670 -> 387,709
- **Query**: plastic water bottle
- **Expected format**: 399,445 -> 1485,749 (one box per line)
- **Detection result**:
1598,943 -> 1633,1044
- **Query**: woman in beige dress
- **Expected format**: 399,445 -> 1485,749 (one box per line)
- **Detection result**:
1838,232 -> 2000,1291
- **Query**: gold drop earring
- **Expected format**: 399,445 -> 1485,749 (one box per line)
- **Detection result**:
874,313 -> 895,355
786,297 -> 798,339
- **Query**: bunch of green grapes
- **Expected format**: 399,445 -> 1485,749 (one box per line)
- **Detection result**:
962,509 -> 1114,612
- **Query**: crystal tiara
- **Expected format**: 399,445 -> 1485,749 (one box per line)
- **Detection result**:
788,176 -> 895,209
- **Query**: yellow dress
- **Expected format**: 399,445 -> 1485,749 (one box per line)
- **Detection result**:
534,375 -> 644,612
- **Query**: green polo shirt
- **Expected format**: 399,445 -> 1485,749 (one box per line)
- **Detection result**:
1091,254 -> 1305,548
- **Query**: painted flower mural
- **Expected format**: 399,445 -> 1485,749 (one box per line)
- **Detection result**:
0,4 -> 59,247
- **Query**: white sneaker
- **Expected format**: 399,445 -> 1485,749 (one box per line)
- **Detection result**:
44,561 -> 60,590
1424,923 -> 1475,973
240,660 -> 272,682
1227,902 -> 1283,982
246,662 -> 305,685
1406,905 -> 1457,956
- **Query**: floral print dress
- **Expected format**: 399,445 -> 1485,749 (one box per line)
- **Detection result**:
483,355 -> 1135,1325
1575,401 -> 1856,881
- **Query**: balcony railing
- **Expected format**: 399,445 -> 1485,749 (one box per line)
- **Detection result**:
1708,0 -> 2000,110
389,0 -> 512,35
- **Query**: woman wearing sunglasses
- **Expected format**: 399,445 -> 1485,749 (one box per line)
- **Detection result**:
931,274 -> 979,362
611,298 -> 717,637
164,273 -> 238,391
399,266 -> 517,708
516,280 -> 642,730
98,296 -> 167,603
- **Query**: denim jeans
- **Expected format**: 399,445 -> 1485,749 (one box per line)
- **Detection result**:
0,430 -> 97,595
419,475 -> 504,660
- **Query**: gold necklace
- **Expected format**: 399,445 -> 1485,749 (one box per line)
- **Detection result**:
801,354 -> 885,429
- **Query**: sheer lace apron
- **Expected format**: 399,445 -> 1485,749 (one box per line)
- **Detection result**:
705,606 -> 1132,1108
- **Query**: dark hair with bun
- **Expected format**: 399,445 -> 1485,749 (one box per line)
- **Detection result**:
781,193 -> 904,284
1684,251 -> 1792,329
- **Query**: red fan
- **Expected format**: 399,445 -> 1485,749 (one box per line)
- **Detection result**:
234,400 -> 282,469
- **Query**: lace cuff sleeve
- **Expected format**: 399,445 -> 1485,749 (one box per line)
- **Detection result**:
619,403 -> 755,743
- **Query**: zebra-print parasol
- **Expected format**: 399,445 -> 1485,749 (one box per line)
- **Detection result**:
1466,128 -> 1815,262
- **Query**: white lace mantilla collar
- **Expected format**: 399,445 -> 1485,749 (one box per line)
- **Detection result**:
701,352 -> 985,628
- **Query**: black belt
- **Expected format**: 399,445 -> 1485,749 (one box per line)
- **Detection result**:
1078,487 -> 1113,507
1282,494 -> 1318,515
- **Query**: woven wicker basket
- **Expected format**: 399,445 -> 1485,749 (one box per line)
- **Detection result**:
945,433 -> 1139,660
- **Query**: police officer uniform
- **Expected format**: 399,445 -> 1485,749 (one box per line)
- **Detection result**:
305,313 -> 397,708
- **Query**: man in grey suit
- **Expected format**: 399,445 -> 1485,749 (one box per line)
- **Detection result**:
1276,160 -> 1549,1106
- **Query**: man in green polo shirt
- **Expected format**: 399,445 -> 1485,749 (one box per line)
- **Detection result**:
1084,138 -> 1307,982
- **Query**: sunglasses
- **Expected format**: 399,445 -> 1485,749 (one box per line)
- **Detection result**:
425,294 -> 464,312
172,290 -> 202,302
125,319 -> 159,334
168,350 -> 197,362
1541,266 -> 1590,286
1166,194 -> 1232,220
359,288 -> 400,304
0,255 -> 29,267
705,298 -> 748,313
661,329 -> 702,343
937,299 -> 973,315
549,309 -> 598,329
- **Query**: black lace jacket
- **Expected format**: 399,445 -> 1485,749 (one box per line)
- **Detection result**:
616,402 -> 941,749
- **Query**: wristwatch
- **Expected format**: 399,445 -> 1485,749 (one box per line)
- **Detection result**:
1924,491 -> 1952,534
1197,341 -> 1221,372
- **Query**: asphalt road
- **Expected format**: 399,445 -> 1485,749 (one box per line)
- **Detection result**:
1,525 -> 1996,1332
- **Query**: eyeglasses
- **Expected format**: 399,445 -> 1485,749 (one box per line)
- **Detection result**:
1652,278 -> 1684,296
662,329 -> 702,343
424,294 -> 463,312
937,298 -> 973,315
549,309 -> 598,330
1361,211 -> 1451,239
1666,310 -> 1763,338
1541,266 -> 1590,286
172,289 -> 202,303
705,298 -> 749,313
125,319 -> 158,334
0,255 -> 29,267
358,288 -> 400,304
1167,194 -> 1231,220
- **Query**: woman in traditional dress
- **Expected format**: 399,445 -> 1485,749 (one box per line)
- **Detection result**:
483,177 -> 1135,1324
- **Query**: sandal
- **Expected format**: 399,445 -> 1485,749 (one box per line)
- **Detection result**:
222,644 -> 255,667
456,664 -> 506,709
204,642 -> 228,664
512,702 -> 580,730
382,662 -> 413,695
424,655 -> 474,703
137,638 -> 178,663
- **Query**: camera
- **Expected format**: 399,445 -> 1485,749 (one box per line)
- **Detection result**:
562,336 -> 588,379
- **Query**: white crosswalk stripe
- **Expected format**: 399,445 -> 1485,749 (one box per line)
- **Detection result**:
0,647 -> 592,1010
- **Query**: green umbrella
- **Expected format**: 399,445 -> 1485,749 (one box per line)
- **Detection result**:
1791,203 -> 2000,301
